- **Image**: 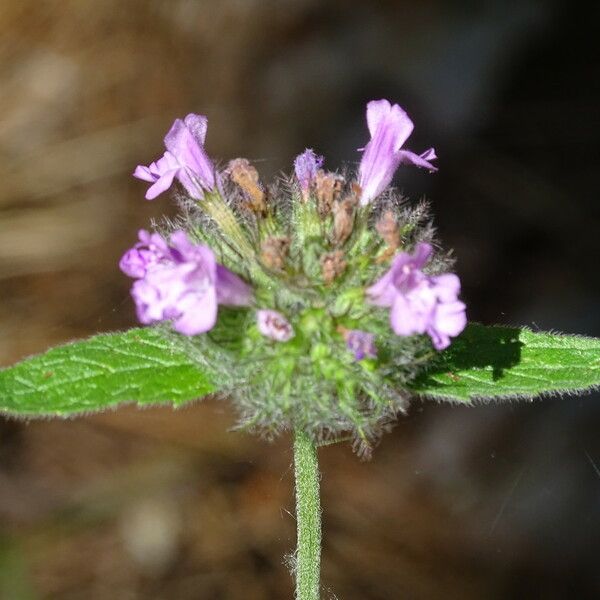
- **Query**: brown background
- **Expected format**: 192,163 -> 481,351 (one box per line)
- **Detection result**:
1,1 -> 599,598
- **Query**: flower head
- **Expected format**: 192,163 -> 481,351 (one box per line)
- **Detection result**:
134,114 -> 216,200
358,99 -> 437,206
367,242 -> 466,349
123,100 -> 466,446
121,230 -> 252,335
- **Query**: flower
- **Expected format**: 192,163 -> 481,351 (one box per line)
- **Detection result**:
345,330 -> 377,361
228,158 -> 266,214
294,149 -> 323,198
257,310 -> 294,342
367,242 -> 466,350
134,114 -> 216,200
121,230 -> 252,335
358,99 -> 437,206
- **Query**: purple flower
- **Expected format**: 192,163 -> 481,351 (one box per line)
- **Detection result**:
257,310 -> 294,342
358,99 -> 437,206
345,330 -> 377,361
121,230 -> 252,335
294,149 -> 323,197
366,242 -> 466,350
134,114 -> 216,200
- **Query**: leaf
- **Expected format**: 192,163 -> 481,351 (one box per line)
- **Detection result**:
0,328 -> 216,417
411,324 -> 600,402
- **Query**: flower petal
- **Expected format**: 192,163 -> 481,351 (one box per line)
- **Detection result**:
119,249 -> 147,278
133,165 -> 155,182
216,265 -> 253,306
164,119 -> 215,194
411,242 -> 434,269
427,328 -> 450,351
145,168 -> 178,200
397,148 -> 438,172
173,286 -> 218,335
366,99 -> 414,149
433,300 -> 467,336
366,267 -> 396,307
358,101 -> 416,205
183,113 -> 208,145
390,294 -> 419,336
431,273 -> 461,302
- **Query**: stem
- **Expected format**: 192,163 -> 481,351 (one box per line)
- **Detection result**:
293,429 -> 322,600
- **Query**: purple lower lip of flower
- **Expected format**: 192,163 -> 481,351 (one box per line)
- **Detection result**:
426,294 -> 467,350
133,261 -> 218,335
398,147 -> 437,171
133,113 -> 216,200
133,152 -> 180,201
124,230 -> 252,336
345,330 -> 377,361
257,310 -> 294,342
358,99 -> 437,206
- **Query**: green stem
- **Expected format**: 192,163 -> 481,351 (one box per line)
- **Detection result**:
293,429 -> 322,600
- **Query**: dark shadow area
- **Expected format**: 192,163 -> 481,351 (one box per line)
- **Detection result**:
432,323 -> 523,381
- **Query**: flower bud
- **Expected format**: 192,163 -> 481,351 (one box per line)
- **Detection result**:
320,250 -> 346,284
376,210 -> 400,247
294,149 -> 323,201
375,209 -> 400,262
315,170 -> 344,217
260,236 -> 290,270
338,327 -> 377,361
228,158 -> 267,215
332,189 -> 358,246
257,309 -> 294,342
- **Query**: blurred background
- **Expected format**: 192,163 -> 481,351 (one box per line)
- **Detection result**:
1,1 -> 599,598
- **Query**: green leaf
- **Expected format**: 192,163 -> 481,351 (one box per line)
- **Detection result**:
412,324 -> 600,402
0,328 -> 216,417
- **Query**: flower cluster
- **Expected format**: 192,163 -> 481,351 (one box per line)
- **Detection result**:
122,99 -> 466,449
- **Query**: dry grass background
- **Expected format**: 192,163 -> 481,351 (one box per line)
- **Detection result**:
1,1 -> 599,598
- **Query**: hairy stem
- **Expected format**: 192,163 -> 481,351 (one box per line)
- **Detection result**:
293,429 -> 322,600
